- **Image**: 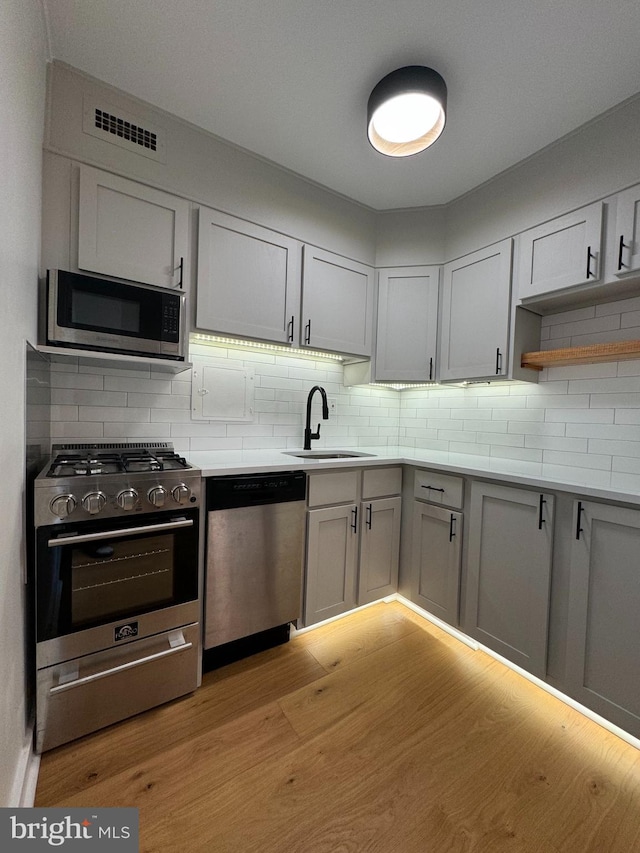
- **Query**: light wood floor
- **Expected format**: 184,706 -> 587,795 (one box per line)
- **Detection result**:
35,601 -> 640,852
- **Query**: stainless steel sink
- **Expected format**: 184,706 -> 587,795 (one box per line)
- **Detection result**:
283,450 -> 375,459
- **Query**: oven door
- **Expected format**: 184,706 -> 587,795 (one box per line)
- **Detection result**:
36,509 -> 199,666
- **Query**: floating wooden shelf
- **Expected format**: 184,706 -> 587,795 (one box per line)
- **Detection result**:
521,339 -> 640,370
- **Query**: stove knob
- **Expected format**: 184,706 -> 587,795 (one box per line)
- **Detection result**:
50,494 -> 77,519
148,486 -> 167,508
117,488 -> 139,511
82,491 -> 107,515
171,483 -> 191,505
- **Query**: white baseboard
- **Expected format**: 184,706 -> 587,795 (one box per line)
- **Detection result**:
8,722 -> 40,807
394,594 -> 640,752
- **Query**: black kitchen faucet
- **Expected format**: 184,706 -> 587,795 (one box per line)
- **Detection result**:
303,385 -> 329,449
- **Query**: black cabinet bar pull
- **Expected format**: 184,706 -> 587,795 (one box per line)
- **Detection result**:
575,501 -> 584,540
304,319 -> 311,345
366,504 -> 372,530
495,348 -> 502,375
177,256 -> 184,289
351,506 -> 358,533
618,234 -> 628,271
421,485 -> 445,492
586,246 -> 596,279
429,356 -> 433,381
449,514 -> 456,542
287,316 -> 294,342
538,494 -> 547,530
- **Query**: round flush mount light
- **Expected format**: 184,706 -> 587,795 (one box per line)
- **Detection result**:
367,66 -> 447,157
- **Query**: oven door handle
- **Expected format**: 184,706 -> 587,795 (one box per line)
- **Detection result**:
47,517 -> 194,547
49,637 -> 193,695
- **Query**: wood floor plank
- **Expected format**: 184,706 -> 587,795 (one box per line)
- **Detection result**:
35,641 -> 326,806
35,603 -> 640,853
296,600 -> 419,673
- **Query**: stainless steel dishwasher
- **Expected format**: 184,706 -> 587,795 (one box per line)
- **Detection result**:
203,470 -> 307,667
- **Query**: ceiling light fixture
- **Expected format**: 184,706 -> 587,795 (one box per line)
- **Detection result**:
367,66 -> 447,157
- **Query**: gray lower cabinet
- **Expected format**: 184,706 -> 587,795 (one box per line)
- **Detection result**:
304,504 -> 358,626
303,467 -> 402,626
357,496 -> 402,605
411,501 -> 462,627
566,500 -> 640,737
464,481 -> 555,678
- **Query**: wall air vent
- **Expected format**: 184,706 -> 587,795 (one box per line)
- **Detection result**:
82,97 -> 166,162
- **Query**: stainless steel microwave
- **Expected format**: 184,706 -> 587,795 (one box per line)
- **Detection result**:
45,269 -> 186,361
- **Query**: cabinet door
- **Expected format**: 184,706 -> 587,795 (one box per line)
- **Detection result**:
358,496 -> 401,605
613,185 -> 640,278
411,502 -> 462,627
464,482 -> 554,677
301,246 -> 374,356
304,504 -> 358,626
566,501 -> 640,737
374,266 -> 440,381
196,207 -> 301,344
78,165 -> 189,289
439,239 -> 512,381
517,202 -> 603,300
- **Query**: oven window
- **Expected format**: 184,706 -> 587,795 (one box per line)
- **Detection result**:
36,511 -> 199,642
71,534 -> 173,626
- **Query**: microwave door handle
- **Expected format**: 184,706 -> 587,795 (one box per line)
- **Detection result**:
47,517 -> 193,547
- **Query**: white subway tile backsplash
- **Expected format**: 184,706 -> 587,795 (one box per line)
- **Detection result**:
103,423 -> 171,438
104,376 -> 172,394
126,393 -> 190,409
507,421 -> 565,436
615,409 -> 640,424
52,389 -> 127,406
78,406 -> 150,422
566,423 -> 640,440
541,450 -> 612,471
548,315 -> 620,340
489,446 -> 543,463
526,395 -> 590,409
524,435 -> 588,452
545,408 -> 614,423
50,372 -> 103,390
39,308 -> 640,467
588,438 -> 640,458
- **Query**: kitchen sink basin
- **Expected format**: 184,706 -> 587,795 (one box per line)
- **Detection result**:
283,450 -> 375,459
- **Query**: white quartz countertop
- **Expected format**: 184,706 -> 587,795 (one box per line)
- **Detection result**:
187,445 -> 640,507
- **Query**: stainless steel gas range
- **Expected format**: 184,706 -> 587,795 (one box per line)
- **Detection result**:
32,443 -> 202,752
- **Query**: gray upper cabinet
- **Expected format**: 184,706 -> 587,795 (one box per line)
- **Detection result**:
374,266 -> 440,382
612,184 -> 640,279
566,500 -> 640,737
78,165 -> 190,289
516,202 -> 603,301
301,246 -> 374,357
439,239 -> 513,382
464,481 -> 554,678
196,207 -> 301,345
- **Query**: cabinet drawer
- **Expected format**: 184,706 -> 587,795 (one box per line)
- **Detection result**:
414,469 -> 464,509
362,466 -> 402,499
308,470 -> 359,507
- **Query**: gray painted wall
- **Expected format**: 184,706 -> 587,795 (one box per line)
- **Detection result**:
0,0 -> 47,806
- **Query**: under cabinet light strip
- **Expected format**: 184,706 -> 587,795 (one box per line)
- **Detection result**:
190,333 -> 344,362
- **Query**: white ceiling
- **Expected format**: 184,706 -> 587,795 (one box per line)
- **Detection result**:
43,0 -> 640,211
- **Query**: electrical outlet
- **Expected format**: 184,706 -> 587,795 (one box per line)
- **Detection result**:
328,397 -> 338,413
